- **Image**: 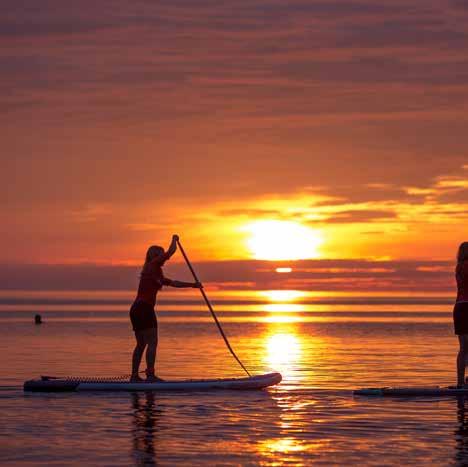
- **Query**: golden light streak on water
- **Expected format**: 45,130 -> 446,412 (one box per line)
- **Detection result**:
261,438 -> 306,453
259,437 -> 328,456
264,329 -> 303,384
276,267 -> 292,273
263,315 -> 303,323
260,290 -> 307,302
262,303 -> 306,313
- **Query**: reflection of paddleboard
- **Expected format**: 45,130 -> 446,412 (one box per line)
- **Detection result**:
24,372 -> 282,392
355,386 -> 468,396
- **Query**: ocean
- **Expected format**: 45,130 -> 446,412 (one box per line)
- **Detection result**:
0,289 -> 464,465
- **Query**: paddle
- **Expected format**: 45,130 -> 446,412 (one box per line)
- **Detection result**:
176,239 -> 251,377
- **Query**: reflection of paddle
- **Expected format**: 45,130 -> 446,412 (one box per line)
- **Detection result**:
176,239 -> 251,377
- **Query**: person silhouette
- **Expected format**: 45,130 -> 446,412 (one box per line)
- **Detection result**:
129,235 -> 201,382
454,242 -> 468,387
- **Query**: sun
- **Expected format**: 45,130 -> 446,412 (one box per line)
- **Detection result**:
244,220 -> 322,260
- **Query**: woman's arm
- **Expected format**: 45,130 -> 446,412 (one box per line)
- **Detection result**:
152,235 -> 179,265
164,278 -> 202,289
164,234 -> 179,261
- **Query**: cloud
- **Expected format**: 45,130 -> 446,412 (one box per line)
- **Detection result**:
316,209 -> 398,224
1,0 -> 467,265
125,223 -> 164,232
404,170 -> 468,205
0,258 -> 456,292
216,208 -> 285,218
69,204 -> 113,223
451,0 -> 468,11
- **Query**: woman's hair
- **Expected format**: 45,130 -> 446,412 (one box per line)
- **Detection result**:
145,245 -> 165,264
457,242 -> 468,263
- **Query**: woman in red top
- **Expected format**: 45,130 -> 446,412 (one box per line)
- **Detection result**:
454,242 -> 468,387
130,235 -> 200,382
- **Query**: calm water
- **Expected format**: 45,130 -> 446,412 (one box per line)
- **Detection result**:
0,289 -> 465,466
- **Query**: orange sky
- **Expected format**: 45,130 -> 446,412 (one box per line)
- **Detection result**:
2,0 -> 467,267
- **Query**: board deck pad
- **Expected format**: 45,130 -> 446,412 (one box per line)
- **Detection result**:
24,372 -> 282,392
354,386 -> 468,396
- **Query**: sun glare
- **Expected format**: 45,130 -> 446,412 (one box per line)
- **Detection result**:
266,332 -> 301,374
261,290 -> 306,302
245,220 -> 322,260
276,267 -> 292,273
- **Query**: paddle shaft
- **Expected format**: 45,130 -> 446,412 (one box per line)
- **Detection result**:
176,240 -> 251,377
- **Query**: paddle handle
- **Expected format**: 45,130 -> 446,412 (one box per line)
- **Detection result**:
176,240 -> 251,377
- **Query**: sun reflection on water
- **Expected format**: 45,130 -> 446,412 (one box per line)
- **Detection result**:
260,437 -> 327,454
258,323 -> 330,463
257,436 -> 330,465
261,290 -> 307,302
263,303 -> 305,313
265,330 -> 302,382
262,437 -> 306,453
264,315 -> 303,324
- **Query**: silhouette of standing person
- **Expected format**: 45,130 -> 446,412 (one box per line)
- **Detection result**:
454,242 -> 468,387
129,235 -> 201,382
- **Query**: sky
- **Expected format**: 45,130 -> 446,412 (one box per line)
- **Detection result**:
2,0 -> 467,290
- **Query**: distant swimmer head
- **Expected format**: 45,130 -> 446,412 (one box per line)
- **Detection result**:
458,242 -> 468,263
145,245 -> 165,263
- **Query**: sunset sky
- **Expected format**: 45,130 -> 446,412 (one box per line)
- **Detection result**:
2,1 -> 467,290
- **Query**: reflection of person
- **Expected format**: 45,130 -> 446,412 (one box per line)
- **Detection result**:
129,235 -> 201,382
131,392 -> 160,465
455,397 -> 468,464
454,242 -> 468,387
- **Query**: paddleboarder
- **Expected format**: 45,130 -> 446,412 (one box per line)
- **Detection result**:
130,235 -> 201,382
454,241 -> 468,387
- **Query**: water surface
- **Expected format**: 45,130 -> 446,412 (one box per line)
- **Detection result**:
0,289 -> 463,465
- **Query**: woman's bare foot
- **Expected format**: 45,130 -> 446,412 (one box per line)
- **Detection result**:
145,375 -> 165,382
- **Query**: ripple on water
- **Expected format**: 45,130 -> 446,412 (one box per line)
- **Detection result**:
0,302 -> 463,465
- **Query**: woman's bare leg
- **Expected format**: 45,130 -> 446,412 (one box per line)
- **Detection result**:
143,327 -> 158,376
457,335 -> 468,386
131,330 -> 147,380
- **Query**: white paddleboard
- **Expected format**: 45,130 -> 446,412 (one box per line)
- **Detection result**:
24,372 -> 282,392
354,386 -> 468,396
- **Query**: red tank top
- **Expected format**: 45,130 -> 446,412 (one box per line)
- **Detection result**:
135,262 -> 170,308
456,261 -> 468,302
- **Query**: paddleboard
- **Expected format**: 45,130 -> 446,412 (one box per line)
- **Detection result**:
354,386 -> 468,396
24,372 -> 282,392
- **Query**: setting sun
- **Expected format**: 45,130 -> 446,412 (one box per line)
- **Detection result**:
244,220 -> 323,260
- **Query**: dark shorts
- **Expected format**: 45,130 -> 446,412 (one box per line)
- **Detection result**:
453,302 -> 468,335
130,300 -> 157,332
